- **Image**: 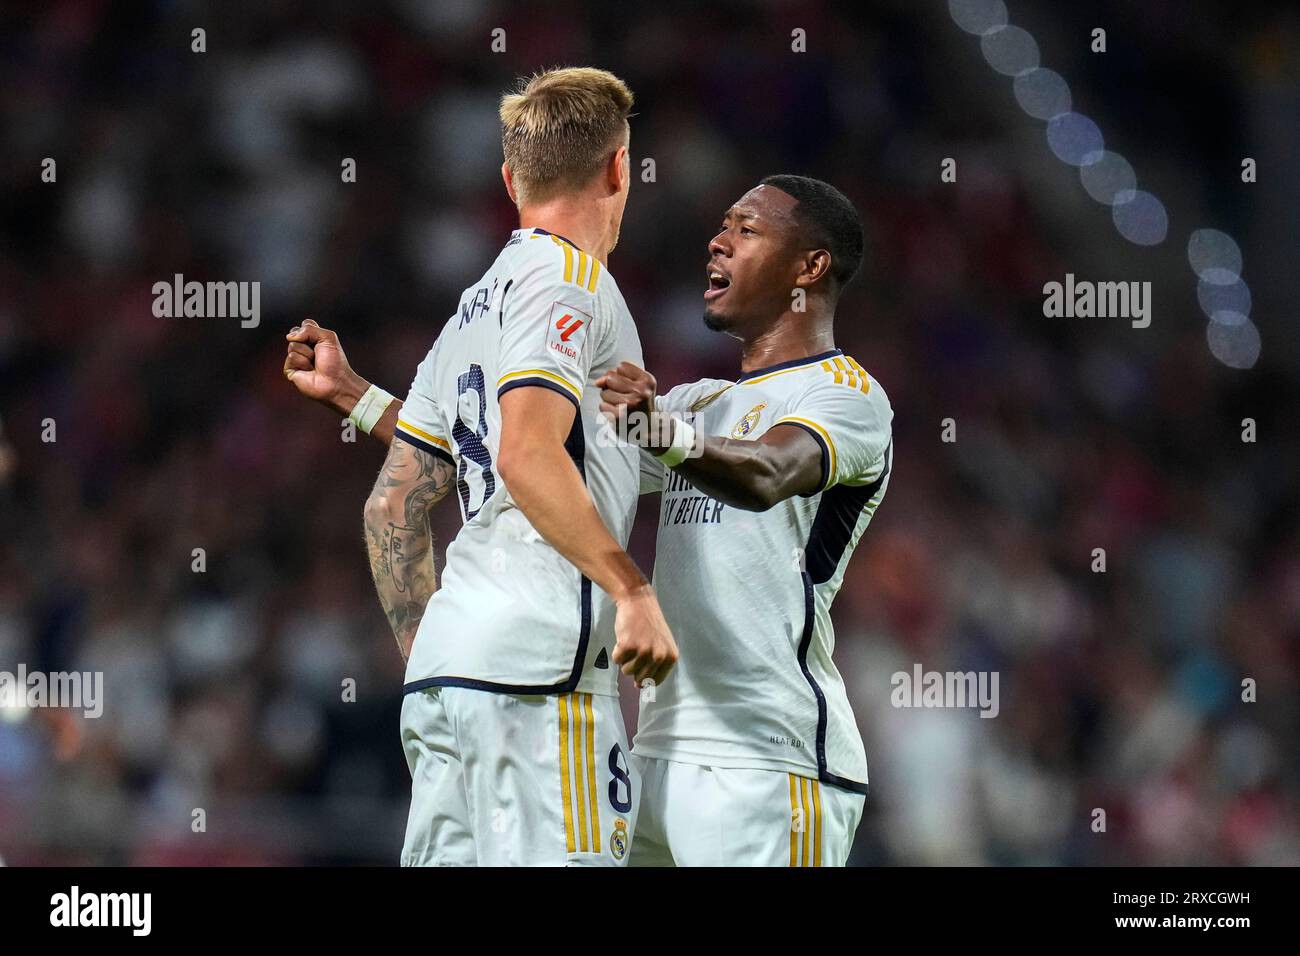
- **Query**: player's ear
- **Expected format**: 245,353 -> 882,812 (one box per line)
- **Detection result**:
607,145 -> 629,195
502,162 -> 520,206
794,249 -> 832,288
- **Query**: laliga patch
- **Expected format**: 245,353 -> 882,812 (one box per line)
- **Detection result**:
546,301 -> 591,367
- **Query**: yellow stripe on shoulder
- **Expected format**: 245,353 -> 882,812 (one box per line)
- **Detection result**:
845,355 -> 872,394
396,419 -> 451,451
548,234 -> 600,292
497,368 -> 582,401
819,355 -> 872,394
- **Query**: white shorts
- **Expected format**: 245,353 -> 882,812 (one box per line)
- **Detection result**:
399,687 -> 638,866
630,755 -> 864,866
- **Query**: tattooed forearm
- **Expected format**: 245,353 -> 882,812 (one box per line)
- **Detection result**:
363,437 -> 456,661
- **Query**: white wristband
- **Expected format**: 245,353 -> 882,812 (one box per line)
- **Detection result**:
655,418 -> 696,468
347,384 -> 396,435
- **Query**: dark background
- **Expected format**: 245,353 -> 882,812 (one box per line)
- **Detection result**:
0,0 -> 1296,865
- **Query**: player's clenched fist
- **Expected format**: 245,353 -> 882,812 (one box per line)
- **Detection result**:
611,584 -> 678,687
283,319 -> 367,416
596,361 -> 658,423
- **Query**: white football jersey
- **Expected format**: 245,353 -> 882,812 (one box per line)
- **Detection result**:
633,350 -> 893,793
396,227 -> 643,697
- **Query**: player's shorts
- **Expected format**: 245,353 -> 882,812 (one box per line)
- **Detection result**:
399,686 -> 639,866
629,755 -> 864,867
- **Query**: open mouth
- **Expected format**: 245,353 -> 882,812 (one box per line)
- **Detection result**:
705,269 -> 731,301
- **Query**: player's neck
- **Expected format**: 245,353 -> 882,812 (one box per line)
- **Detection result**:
518,200 -> 615,265
738,313 -> 836,374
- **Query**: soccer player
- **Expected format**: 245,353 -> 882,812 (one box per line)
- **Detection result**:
287,176 -> 891,867
599,176 -> 890,866
293,67 -> 678,867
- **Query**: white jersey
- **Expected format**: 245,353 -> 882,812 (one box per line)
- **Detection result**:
396,227 -> 643,697
633,350 -> 893,793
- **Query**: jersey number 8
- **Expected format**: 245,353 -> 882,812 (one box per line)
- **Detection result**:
453,364 -> 496,520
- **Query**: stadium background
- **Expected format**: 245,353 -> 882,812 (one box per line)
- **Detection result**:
1,0 -> 1297,865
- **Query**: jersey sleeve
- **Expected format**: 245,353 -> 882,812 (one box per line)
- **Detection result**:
774,374 -> 892,493
394,344 -> 455,464
638,448 -> 666,495
496,238 -> 605,408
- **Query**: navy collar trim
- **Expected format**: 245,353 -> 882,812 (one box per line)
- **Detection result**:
530,226 -> 579,247
736,349 -> 842,383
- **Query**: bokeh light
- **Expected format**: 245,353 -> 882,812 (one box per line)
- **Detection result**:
1207,316 -> 1261,369
1188,228 -> 1243,285
948,0 -> 1009,36
980,25 -> 1040,76
1046,112 -> 1104,166
1111,190 -> 1168,245
1079,151 -> 1137,205
1197,277 -> 1253,320
1013,67 -> 1072,120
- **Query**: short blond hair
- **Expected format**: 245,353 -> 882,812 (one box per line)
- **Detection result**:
499,67 -> 633,205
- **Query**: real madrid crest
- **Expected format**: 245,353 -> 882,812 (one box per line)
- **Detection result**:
610,818 -> 629,860
731,402 -> 768,439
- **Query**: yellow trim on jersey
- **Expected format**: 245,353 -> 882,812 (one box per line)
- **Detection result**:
787,774 -> 822,867
395,419 -> 451,451
813,356 -> 873,393
570,695 -> 589,852
739,361 -> 823,386
549,233 -> 600,291
555,694 -> 601,856
833,356 -> 858,390
583,694 -> 600,853
845,356 -> 872,394
774,415 -> 837,489
811,780 -> 823,867
497,368 -> 582,401
788,774 -> 799,866
558,695 -> 576,854
558,239 -> 575,283
799,776 -> 811,866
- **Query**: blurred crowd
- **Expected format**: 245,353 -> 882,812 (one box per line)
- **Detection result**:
0,0 -> 1297,864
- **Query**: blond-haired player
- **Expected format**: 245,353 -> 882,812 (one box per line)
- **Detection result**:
289,176 -> 890,867
290,68 -> 676,866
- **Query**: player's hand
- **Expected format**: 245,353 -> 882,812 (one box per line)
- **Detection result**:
598,362 -> 673,451
611,584 -> 678,688
597,361 -> 657,420
284,319 -> 369,416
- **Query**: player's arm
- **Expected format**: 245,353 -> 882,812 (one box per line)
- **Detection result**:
284,320 -> 401,446
362,436 -> 456,661
598,362 -> 823,511
496,385 -> 677,686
